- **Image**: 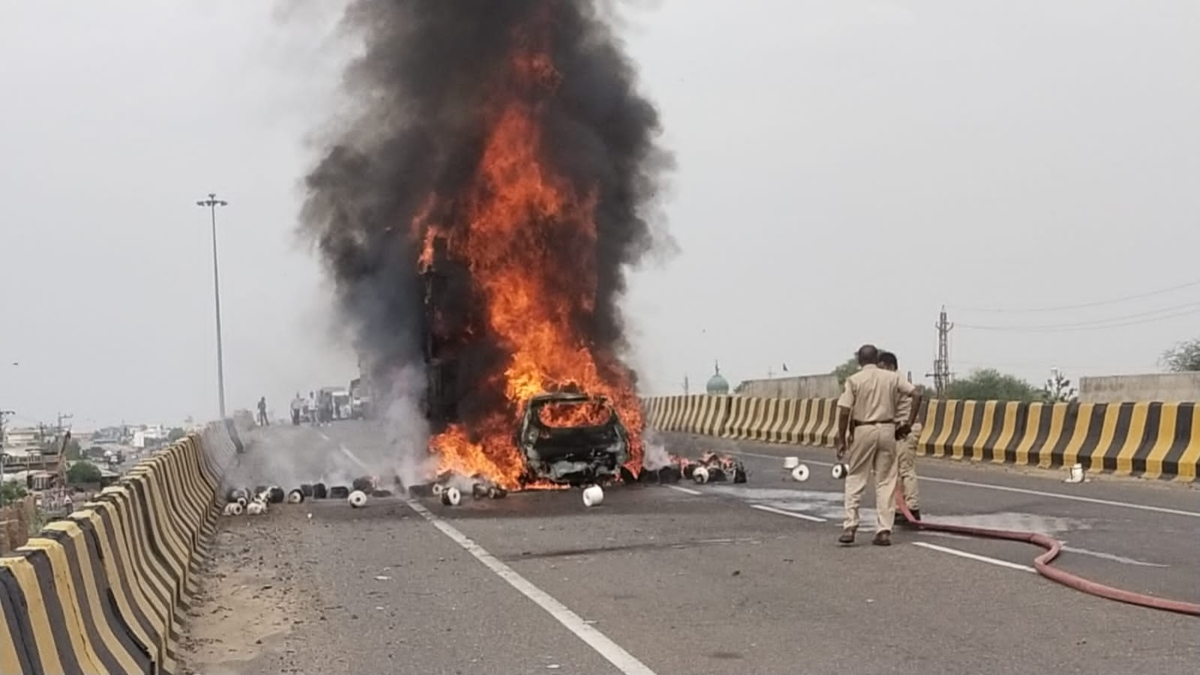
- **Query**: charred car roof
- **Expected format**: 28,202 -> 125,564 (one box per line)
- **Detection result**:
527,392 -> 600,405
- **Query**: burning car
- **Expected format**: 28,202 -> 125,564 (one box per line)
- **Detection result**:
514,391 -> 630,486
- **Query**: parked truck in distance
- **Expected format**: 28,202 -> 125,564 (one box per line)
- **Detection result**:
349,377 -> 372,420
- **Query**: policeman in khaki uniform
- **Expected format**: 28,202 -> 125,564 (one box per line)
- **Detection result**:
834,344 -> 920,546
879,351 -> 921,526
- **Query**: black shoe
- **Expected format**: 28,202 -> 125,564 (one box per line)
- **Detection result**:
872,530 -> 892,546
838,528 -> 856,545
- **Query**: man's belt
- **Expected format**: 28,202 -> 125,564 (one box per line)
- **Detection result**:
853,419 -> 895,427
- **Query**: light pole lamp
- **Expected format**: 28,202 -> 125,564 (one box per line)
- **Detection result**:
196,194 -> 228,419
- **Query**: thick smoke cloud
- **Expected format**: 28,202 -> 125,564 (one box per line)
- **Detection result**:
300,0 -> 673,446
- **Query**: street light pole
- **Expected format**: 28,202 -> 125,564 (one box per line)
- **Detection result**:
0,409 -> 14,507
196,194 -> 228,419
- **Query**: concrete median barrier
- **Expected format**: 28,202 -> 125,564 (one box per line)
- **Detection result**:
645,395 -> 840,447
644,395 -> 1199,481
918,399 -> 1200,481
0,421 -> 240,674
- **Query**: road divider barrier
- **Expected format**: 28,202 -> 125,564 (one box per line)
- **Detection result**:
917,399 -> 1200,481
0,420 -> 240,674
642,396 -> 1199,481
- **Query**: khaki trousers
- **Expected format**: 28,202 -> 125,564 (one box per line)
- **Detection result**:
843,423 -> 898,532
897,432 -> 920,510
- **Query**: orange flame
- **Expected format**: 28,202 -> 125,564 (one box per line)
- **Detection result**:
413,28 -> 644,490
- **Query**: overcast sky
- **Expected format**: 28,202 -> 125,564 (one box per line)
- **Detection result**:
2,1 -> 1197,429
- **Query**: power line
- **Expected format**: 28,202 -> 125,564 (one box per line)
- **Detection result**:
958,302 -> 1200,332
950,278 -> 1200,314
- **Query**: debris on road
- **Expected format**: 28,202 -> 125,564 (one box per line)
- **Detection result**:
679,452 -> 748,484
582,485 -> 604,507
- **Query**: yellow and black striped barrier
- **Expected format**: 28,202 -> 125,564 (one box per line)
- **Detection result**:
642,395 -> 1200,481
917,400 -> 1200,481
0,420 -> 240,674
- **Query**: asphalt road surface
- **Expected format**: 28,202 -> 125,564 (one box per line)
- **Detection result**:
179,421 -> 1200,675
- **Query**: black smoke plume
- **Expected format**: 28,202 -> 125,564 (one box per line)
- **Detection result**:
300,0 -> 673,429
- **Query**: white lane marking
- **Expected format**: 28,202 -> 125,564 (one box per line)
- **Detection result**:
1059,543 -> 1169,568
726,450 -> 1200,518
665,485 -> 702,496
748,504 -> 827,522
318,431 -> 331,441
338,444 -> 371,472
404,498 -> 657,675
912,541 -> 1036,573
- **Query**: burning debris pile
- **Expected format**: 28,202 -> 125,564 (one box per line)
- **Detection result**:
409,471 -> 509,506
301,0 -> 674,490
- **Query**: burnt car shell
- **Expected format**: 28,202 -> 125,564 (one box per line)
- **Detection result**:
516,392 -> 630,486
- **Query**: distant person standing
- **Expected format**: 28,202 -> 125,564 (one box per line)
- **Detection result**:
879,351 -> 921,526
307,391 -> 318,426
257,396 -> 270,426
321,391 -> 333,425
290,393 -> 303,426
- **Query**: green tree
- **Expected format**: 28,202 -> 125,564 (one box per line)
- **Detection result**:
832,357 -> 860,386
167,427 -> 187,443
1,481 -> 28,503
1160,338 -> 1200,372
67,460 -> 102,485
944,368 -> 1040,402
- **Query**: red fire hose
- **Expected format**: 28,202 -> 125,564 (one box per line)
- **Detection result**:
893,492 -> 1200,617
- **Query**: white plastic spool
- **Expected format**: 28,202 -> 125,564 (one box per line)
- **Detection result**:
1065,463 -> 1085,483
348,490 -> 368,508
582,485 -> 604,507
287,489 -> 304,504
441,486 -> 461,506
831,463 -> 848,480
783,457 -> 800,469
692,466 -> 710,484
790,464 -> 810,482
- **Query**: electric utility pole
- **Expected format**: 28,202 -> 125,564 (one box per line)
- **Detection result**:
926,306 -> 954,396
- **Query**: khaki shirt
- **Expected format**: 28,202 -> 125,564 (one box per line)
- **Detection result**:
895,383 -> 911,422
837,364 -> 915,423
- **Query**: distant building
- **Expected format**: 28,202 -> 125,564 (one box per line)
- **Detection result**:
131,425 -> 169,449
2,426 -> 43,450
706,362 -> 730,395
